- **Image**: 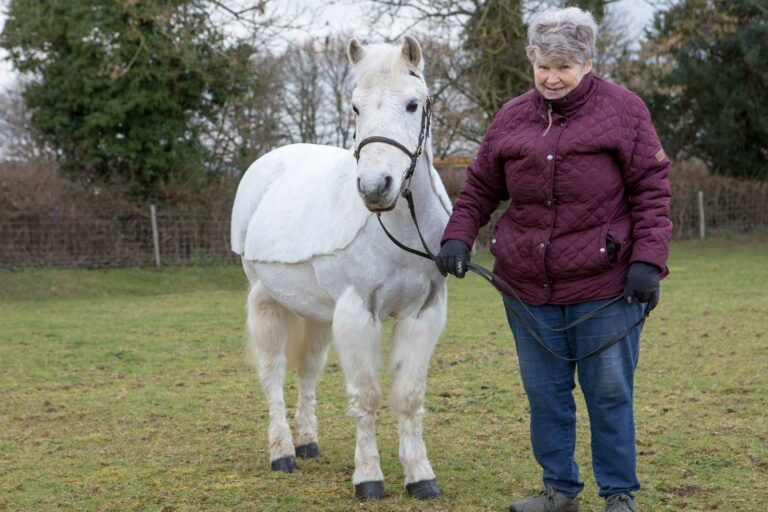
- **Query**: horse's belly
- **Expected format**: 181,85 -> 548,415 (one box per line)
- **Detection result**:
252,261 -> 335,323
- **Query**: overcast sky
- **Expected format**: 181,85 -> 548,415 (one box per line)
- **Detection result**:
0,0 -> 658,92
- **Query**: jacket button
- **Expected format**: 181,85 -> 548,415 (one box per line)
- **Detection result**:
545,200 -> 552,207
560,120 -> 566,127
546,154 -> 554,161
599,247 -> 606,253
543,283 -> 549,288
539,242 -> 545,249
491,238 -> 496,244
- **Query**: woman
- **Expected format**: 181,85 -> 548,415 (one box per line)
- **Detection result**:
436,7 -> 671,512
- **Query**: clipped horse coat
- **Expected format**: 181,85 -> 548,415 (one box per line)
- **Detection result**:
230,36 -> 452,501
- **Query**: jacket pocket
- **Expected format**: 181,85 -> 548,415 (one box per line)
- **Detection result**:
606,214 -> 633,264
547,223 -> 611,281
490,216 -> 537,280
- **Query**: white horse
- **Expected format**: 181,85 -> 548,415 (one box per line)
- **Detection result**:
230,36 -> 452,500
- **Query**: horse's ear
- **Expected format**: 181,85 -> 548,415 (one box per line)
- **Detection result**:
348,38 -> 365,66
401,35 -> 422,69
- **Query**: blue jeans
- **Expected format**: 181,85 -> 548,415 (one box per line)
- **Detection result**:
504,296 -> 644,499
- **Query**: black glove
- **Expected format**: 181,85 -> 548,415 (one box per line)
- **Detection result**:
623,262 -> 660,310
435,239 -> 471,278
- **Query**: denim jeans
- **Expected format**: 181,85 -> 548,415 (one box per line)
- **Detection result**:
504,296 -> 645,499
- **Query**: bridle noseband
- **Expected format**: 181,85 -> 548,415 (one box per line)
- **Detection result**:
353,96 -> 432,195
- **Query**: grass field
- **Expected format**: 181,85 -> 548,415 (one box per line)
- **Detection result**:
1,239 -> 767,511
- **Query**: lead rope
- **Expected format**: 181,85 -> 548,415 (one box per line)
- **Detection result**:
377,187 -> 650,363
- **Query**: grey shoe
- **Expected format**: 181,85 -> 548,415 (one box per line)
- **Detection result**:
605,494 -> 637,512
508,486 -> 579,512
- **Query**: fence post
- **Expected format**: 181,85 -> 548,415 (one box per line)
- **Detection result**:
697,190 -> 705,240
150,204 -> 161,268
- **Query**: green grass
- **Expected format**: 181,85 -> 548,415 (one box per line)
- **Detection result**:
1,239 -> 767,511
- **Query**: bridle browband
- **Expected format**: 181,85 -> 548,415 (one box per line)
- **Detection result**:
353,96 -> 433,195
354,94 -> 649,362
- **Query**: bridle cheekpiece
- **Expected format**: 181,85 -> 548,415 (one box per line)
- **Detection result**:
353,96 -> 433,196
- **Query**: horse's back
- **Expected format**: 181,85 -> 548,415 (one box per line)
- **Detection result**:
231,144 -> 365,262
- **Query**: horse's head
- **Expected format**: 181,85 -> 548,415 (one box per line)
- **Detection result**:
348,36 -> 430,212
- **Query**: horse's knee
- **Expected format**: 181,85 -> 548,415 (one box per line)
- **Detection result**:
391,376 -> 426,418
347,383 -> 381,418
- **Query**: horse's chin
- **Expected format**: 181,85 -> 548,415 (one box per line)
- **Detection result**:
362,196 -> 398,213
366,201 -> 397,213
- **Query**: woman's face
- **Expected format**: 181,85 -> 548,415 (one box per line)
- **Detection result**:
533,57 -> 592,100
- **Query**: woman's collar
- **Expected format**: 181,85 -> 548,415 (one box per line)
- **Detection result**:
538,72 -> 595,115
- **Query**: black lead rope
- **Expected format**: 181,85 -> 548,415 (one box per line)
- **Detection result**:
377,188 -> 650,363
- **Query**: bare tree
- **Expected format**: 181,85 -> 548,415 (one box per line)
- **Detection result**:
593,5 -> 635,80
281,39 -> 325,144
0,81 -> 56,163
320,34 -> 355,149
204,52 -> 288,173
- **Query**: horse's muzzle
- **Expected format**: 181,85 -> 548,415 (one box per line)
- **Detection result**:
358,175 -> 397,211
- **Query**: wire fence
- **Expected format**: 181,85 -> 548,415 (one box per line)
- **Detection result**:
1,192 -> 766,270
0,214 -> 236,269
2,165 -> 767,269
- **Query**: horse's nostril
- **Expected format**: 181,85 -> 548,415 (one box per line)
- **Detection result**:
357,177 -> 363,193
383,176 -> 393,192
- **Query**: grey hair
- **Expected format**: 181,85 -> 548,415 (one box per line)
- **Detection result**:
526,7 -> 598,65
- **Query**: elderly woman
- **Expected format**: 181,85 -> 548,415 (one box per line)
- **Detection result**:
436,7 -> 671,512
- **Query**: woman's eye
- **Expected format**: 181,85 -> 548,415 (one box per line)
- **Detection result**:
406,102 -> 419,113
352,106 -> 359,115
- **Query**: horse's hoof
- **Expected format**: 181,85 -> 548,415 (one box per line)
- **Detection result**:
295,442 -> 320,459
406,478 -> 442,499
355,480 -> 388,500
270,455 -> 297,473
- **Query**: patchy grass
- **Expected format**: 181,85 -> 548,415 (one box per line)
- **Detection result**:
1,239 -> 767,511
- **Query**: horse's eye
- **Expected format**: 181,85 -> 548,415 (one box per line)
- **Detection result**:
352,106 -> 359,115
406,101 -> 419,113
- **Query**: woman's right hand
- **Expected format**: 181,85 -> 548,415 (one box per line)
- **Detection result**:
436,240 -> 471,278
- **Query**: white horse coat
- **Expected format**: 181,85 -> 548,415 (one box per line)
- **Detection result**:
230,36 -> 451,500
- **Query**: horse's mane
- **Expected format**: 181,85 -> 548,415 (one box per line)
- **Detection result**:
352,42 -> 424,88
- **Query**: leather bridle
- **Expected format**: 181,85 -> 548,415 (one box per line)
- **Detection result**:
359,95 -> 649,362
353,96 -> 433,196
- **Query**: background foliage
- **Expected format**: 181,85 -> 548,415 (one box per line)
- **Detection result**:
1,0 -> 767,201
617,0 -> 768,180
1,0 -> 264,196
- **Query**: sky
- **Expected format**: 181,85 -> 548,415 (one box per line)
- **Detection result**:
0,0 -> 658,92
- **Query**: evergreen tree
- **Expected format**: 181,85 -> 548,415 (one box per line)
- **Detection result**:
1,0 -> 258,196
633,0 -> 768,179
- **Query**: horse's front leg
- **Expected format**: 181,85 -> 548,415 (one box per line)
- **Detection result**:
390,283 -> 446,499
332,287 -> 386,500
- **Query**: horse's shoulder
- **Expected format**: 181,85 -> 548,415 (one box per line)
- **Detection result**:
238,144 -> 368,264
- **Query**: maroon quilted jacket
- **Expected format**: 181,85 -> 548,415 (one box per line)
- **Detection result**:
442,73 -> 672,305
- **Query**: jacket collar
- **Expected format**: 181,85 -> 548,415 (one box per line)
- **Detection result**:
536,72 -> 596,117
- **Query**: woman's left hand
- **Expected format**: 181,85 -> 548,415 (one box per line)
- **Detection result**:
624,262 -> 660,310
436,239 -> 471,278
